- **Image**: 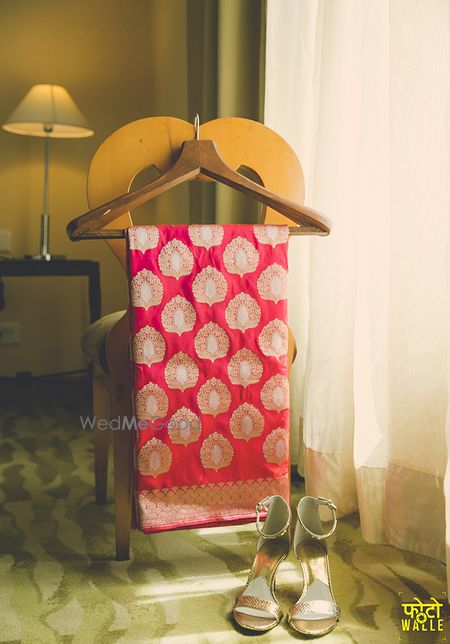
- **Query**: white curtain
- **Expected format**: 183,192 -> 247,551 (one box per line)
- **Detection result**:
265,0 -> 450,581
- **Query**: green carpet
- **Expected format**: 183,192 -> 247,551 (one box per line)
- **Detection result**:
0,382 -> 448,643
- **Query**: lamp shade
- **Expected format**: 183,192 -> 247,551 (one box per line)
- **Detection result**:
2,84 -> 94,138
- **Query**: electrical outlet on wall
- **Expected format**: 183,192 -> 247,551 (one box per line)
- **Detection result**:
0,322 -> 20,344
0,230 -> 12,255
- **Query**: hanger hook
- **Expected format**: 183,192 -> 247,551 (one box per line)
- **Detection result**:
194,114 -> 200,140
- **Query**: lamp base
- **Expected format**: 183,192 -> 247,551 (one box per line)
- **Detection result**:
24,254 -> 66,261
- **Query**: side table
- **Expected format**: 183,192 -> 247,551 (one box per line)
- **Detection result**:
0,258 -> 101,379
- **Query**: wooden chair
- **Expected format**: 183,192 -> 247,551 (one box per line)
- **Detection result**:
84,116 -> 306,560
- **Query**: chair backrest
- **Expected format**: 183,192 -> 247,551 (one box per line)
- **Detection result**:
86,116 -> 305,270
87,116 -> 305,367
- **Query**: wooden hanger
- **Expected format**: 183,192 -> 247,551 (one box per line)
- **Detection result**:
67,115 -> 331,240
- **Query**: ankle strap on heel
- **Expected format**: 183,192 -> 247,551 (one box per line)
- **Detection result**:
255,495 -> 291,539
297,496 -> 337,540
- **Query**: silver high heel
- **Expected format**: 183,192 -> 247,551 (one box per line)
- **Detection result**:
287,496 -> 340,636
233,495 -> 291,632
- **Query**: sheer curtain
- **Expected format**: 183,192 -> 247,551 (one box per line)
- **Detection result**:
265,0 -> 450,581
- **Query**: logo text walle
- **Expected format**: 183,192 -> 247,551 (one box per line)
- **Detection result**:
401,596 -> 443,633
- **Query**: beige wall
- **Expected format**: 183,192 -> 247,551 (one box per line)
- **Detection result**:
0,0 -> 265,377
0,0 -> 190,376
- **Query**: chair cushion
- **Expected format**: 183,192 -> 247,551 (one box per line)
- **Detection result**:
81,311 -> 126,373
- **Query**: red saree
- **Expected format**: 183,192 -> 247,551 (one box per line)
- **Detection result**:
127,224 -> 290,533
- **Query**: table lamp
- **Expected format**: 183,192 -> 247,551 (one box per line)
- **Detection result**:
2,84 -> 94,260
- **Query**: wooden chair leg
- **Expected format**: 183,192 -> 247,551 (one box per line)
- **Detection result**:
92,369 -> 111,504
113,427 -> 133,560
94,426 -> 109,504
131,486 -> 138,529
107,313 -> 134,560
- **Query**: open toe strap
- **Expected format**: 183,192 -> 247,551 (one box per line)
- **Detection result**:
289,599 -> 339,621
234,595 -> 283,622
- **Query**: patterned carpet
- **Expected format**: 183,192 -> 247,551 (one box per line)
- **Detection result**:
0,381 -> 448,643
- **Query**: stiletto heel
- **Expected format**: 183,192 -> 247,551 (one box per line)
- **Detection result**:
233,495 -> 291,632
287,496 -> 340,636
